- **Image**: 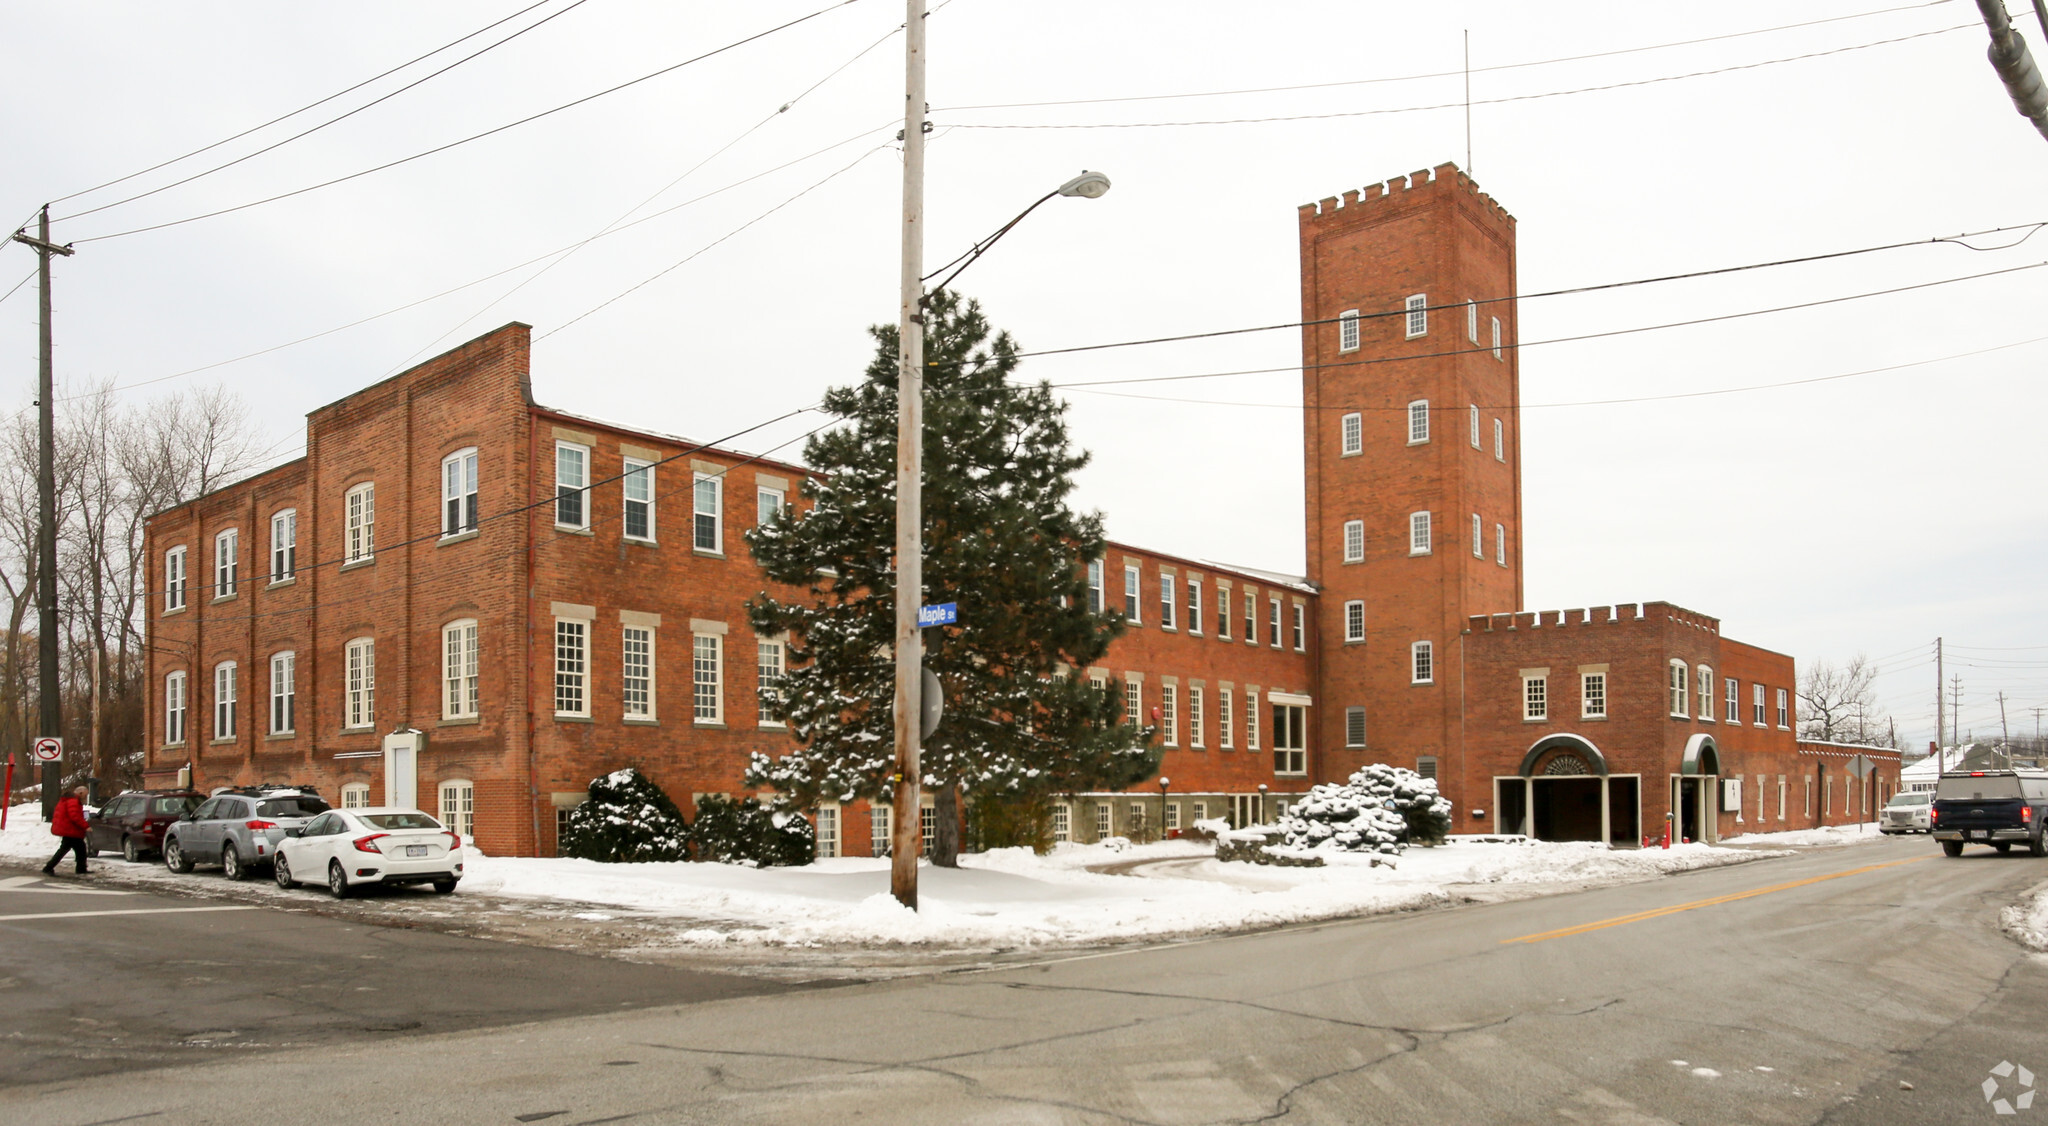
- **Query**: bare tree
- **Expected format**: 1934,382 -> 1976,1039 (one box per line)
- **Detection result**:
1799,655 -> 1888,746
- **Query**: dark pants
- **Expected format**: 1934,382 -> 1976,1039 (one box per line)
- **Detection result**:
45,836 -> 88,874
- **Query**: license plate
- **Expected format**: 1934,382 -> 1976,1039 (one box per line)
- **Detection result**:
405,845 -> 429,857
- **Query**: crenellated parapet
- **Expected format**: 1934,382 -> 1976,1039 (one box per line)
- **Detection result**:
1464,600 -> 1721,635
1298,161 -> 1515,229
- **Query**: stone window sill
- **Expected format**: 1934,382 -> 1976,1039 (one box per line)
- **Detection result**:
340,558 -> 375,572
265,732 -> 295,741
162,606 -> 188,617
437,530 -> 480,548
555,714 -> 594,724
267,577 -> 296,589
439,716 -> 480,727
555,525 -> 594,537
623,718 -> 659,727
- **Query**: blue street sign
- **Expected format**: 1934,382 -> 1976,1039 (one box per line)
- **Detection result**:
917,602 -> 957,628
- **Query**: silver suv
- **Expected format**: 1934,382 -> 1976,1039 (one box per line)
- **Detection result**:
164,788 -> 332,881
1881,790 -> 1933,834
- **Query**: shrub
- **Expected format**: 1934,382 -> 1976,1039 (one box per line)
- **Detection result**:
557,767 -> 690,863
1276,764 -> 1452,854
691,793 -> 815,867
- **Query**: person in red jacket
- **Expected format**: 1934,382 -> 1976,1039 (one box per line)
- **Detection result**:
44,786 -> 90,877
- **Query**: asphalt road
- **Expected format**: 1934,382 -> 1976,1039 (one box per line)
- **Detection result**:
6,836 -> 2048,1125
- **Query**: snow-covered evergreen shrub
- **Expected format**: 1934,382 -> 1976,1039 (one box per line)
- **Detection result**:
557,767 -> 690,863
690,794 -> 815,867
1276,764 -> 1452,854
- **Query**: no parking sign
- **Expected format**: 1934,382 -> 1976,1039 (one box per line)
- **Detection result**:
29,736 -> 61,763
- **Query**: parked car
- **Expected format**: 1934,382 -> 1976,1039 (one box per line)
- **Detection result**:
272,807 -> 463,898
1880,791 -> 1933,834
1930,770 -> 2048,857
163,787 -> 332,880
86,789 -> 202,861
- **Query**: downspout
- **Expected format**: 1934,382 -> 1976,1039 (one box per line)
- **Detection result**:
526,408 -> 541,856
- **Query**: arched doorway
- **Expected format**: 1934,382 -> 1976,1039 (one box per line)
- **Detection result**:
1673,734 -> 1721,844
1497,735 -> 1638,845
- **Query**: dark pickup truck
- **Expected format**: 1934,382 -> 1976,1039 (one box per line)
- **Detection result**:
1931,770 -> 2048,857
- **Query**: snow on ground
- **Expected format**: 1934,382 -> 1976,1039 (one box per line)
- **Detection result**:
2001,881 -> 2048,952
1722,822 -> 1890,848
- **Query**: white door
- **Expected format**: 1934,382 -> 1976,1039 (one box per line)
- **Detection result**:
382,732 -> 422,809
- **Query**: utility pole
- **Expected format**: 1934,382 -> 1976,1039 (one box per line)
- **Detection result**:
1935,637 -> 1944,771
12,206 -> 73,820
890,0 -> 929,910
1950,676 -> 1965,751
1999,690 -> 2011,750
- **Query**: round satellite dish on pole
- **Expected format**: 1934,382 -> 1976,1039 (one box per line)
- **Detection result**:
1057,170 -> 1112,199
921,666 -> 943,741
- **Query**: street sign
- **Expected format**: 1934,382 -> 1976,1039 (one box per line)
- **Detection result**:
917,602 -> 957,628
1847,754 -> 1875,778
29,736 -> 61,763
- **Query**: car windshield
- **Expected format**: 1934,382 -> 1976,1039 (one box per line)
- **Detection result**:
1936,776 -> 2025,800
257,797 -> 331,818
360,812 -> 443,831
150,796 -> 198,816
1887,793 -> 1928,807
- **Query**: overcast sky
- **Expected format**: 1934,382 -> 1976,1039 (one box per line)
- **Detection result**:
4,1 -> 2044,749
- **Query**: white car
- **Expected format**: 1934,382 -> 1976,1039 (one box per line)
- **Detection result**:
272,807 -> 464,898
1881,791 -> 1933,834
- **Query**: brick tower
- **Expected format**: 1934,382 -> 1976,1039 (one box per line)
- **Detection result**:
1300,162 -> 1523,827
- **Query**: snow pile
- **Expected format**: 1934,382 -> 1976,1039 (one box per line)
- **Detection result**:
0,802 -> 56,864
2000,882 -> 2048,952
1276,764 -> 1451,854
1723,822 -> 1888,847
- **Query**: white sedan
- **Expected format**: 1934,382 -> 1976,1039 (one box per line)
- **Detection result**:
272,807 -> 464,898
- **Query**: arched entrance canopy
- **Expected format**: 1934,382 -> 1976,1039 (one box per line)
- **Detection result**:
1681,734 -> 1721,776
1518,733 -> 1609,778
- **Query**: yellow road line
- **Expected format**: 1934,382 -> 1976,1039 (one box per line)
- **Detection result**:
1501,856 -> 1930,945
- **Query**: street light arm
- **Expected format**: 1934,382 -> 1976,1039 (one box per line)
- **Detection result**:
922,189 -> 1058,297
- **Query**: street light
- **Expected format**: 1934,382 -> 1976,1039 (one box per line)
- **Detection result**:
921,170 -> 1113,295
1257,783 -> 1269,827
1158,776 -> 1171,842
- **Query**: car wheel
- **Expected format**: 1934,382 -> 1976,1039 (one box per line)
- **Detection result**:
327,860 -> 351,900
273,852 -> 295,889
222,843 -> 248,881
2031,834 -> 2046,858
1942,840 -> 1964,857
122,835 -> 140,863
165,838 -> 195,873
431,879 -> 457,895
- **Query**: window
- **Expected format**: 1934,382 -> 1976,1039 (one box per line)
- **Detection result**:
693,474 -> 722,552
1698,666 -> 1714,722
815,806 -> 839,859
555,443 -> 588,529
1244,590 -> 1257,645
214,529 -> 238,598
270,510 -> 296,581
1125,680 -> 1141,728
164,546 -> 187,611
1246,689 -> 1260,750
1189,685 -> 1205,748
442,448 -> 479,535
1472,514 -> 1483,558
1582,672 -> 1607,719
1161,683 -> 1178,746
1412,641 -> 1434,684
1410,511 -> 1432,555
1186,579 -> 1202,635
1272,703 -> 1305,775
1220,688 -> 1234,749
164,670 -> 187,744
1407,400 -> 1430,444
1095,802 -> 1111,840
1668,661 -> 1689,717
344,638 -> 375,729
1466,299 -> 1478,343
341,783 -> 370,810
1470,404 -> 1481,448
1268,597 -> 1282,648
756,639 -> 783,726
1340,412 -> 1362,455
1345,706 -> 1366,748
345,482 -> 376,561
1776,688 -> 1789,729
1405,293 -> 1427,338
1344,600 -> 1365,643
439,780 -> 474,840
1086,559 -> 1104,614
213,661 -> 237,739
1217,585 -> 1230,638
1523,675 -> 1547,721
443,620 -> 479,720
269,651 -> 295,734
1159,575 -> 1176,629
1164,802 -> 1181,831
623,458 -> 655,541
756,485 -> 783,526
623,626 -> 654,719
1493,419 -> 1504,461
1338,309 -> 1360,352
1051,802 -> 1070,843
1778,775 -> 1787,821
1496,524 -> 1506,566
554,620 -> 588,717
1291,604 -> 1305,651
693,633 -> 723,723
1492,315 -> 1503,359
871,803 -> 892,856
1753,683 -> 1766,726
1343,520 -> 1364,563
922,804 -> 938,855
1124,565 -> 1141,622
1725,677 -> 1739,722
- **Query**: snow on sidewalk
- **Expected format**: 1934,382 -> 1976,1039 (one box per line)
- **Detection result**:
1722,822 -> 1890,848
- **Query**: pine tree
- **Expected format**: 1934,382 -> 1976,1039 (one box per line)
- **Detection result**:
557,767 -> 691,863
744,290 -> 1156,856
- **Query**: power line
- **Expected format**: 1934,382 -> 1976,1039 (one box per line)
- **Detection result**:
67,0 -> 869,245
0,268 -> 33,309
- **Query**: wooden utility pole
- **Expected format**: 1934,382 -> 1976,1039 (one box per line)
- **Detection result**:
890,0 -> 928,909
11,206 -> 73,819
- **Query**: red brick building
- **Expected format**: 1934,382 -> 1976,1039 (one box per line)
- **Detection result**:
142,161 -> 1895,856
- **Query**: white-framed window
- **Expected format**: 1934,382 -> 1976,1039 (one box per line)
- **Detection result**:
164,546 -> 187,612
1523,675 -> 1547,722
1342,520 -> 1364,563
1346,705 -> 1367,748
756,639 -> 783,726
555,442 -> 588,529
345,482 -> 376,562
439,780 -> 474,840
1161,683 -> 1178,746
1466,299 -> 1478,343
1220,687 -> 1234,749
1165,801 -> 1181,832
1338,309 -> 1360,352
1216,583 -> 1230,638
1753,683 -> 1767,726
1095,802 -> 1111,840
871,803 -> 892,856
1186,578 -> 1202,636
1125,680 -> 1141,729
1340,411 -> 1362,456
623,458 -> 655,541
815,805 -> 839,859
1725,676 -> 1740,722
1495,524 -> 1506,566
1491,315 -> 1503,359
1291,604 -> 1306,651
165,670 -> 187,744
1189,685 -> 1205,748
693,633 -> 723,723
1124,564 -> 1141,622
442,448 -> 479,535
443,620 -> 479,720
1583,672 -> 1607,719
1469,404 -> 1480,448
1778,775 -> 1787,821
693,473 -> 722,552
1272,702 -> 1305,776
1410,511 -> 1432,555
1412,641 -> 1434,684
1159,574 -> 1176,630
1493,418 -> 1505,461
1051,802 -> 1071,843
1344,600 -> 1365,642
756,485 -> 783,527
214,529 -> 238,598
270,510 -> 296,582
341,783 -> 370,810
624,625 -> 655,719
1086,559 -> 1104,613
269,651 -> 295,734
1407,400 -> 1430,444
1698,666 -> 1714,722
1246,689 -> 1260,750
1472,513 -> 1483,558
921,804 -> 938,855
1776,688 -> 1789,729
1405,293 -> 1428,338
554,619 -> 588,717
1268,596 -> 1282,648
344,637 -> 375,730
213,661 -> 237,739
1668,660 -> 1689,717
